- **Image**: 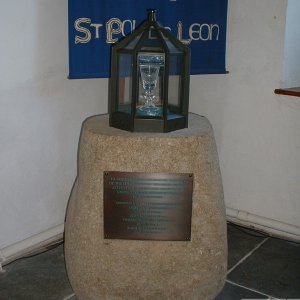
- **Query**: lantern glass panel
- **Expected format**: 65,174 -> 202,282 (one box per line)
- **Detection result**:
124,32 -> 144,50
140,27 -> 163,51
136,52 -> 165,117
160,31 -> 182,53
168,54 -> 183,110
117,53 -> 133,114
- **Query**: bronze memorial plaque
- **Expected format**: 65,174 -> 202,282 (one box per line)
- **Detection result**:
103,171 -> 193,241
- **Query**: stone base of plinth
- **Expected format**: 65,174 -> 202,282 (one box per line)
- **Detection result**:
65,113 -> 227,300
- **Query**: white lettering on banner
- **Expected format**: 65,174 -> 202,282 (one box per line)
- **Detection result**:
210,24 -> 220,40
90,23 -> 103,39
74,17 -> 220,45
189,23 -> 219,41
121,19 -> 136,37
177,21 -> 191,45
106,18 -> 123,43
74,18 -> 92,44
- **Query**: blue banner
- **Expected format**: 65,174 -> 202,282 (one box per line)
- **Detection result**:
68,0 -> 228,79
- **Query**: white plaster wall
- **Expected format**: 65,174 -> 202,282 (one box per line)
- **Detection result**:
282,0 -> 300,87
190,0 -> 300,228
0,0 -> 107,248
1,0 -> 300,250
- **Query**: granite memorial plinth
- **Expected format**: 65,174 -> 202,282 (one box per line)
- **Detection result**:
65,113 -> 227,300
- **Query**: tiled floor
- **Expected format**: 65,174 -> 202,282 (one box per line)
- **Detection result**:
0,223 -> 299,300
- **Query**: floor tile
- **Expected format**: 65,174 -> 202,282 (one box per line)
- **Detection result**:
215,281 -> 268,300
228,238 -> 300,299
227,223 -> 266,269
1,225 -> 299,300
0,244 -> 73,300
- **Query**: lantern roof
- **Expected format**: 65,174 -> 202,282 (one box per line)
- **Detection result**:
113,9 -> 189,55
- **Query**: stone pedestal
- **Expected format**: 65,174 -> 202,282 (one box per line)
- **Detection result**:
65,113 -> 227,300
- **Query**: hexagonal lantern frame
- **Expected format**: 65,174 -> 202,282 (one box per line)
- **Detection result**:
109,9 -> 190,132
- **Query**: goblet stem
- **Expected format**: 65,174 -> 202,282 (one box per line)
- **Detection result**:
143,90 -> 155,107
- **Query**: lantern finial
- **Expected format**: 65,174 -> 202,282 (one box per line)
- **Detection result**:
147,9 -> 156,21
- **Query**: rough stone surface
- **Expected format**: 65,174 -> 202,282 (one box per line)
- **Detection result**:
65,113 -> 227,300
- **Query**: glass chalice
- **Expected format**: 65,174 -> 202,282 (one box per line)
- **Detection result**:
137,54 -> 164,116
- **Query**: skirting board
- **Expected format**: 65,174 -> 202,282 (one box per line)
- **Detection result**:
226,207 -> 300,242
1,208 -> 300,269
0,224 -> 64,271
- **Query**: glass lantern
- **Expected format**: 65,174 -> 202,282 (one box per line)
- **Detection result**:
109,9 -> 190,132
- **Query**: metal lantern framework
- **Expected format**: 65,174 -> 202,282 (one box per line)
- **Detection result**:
109,9 -> 190,132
